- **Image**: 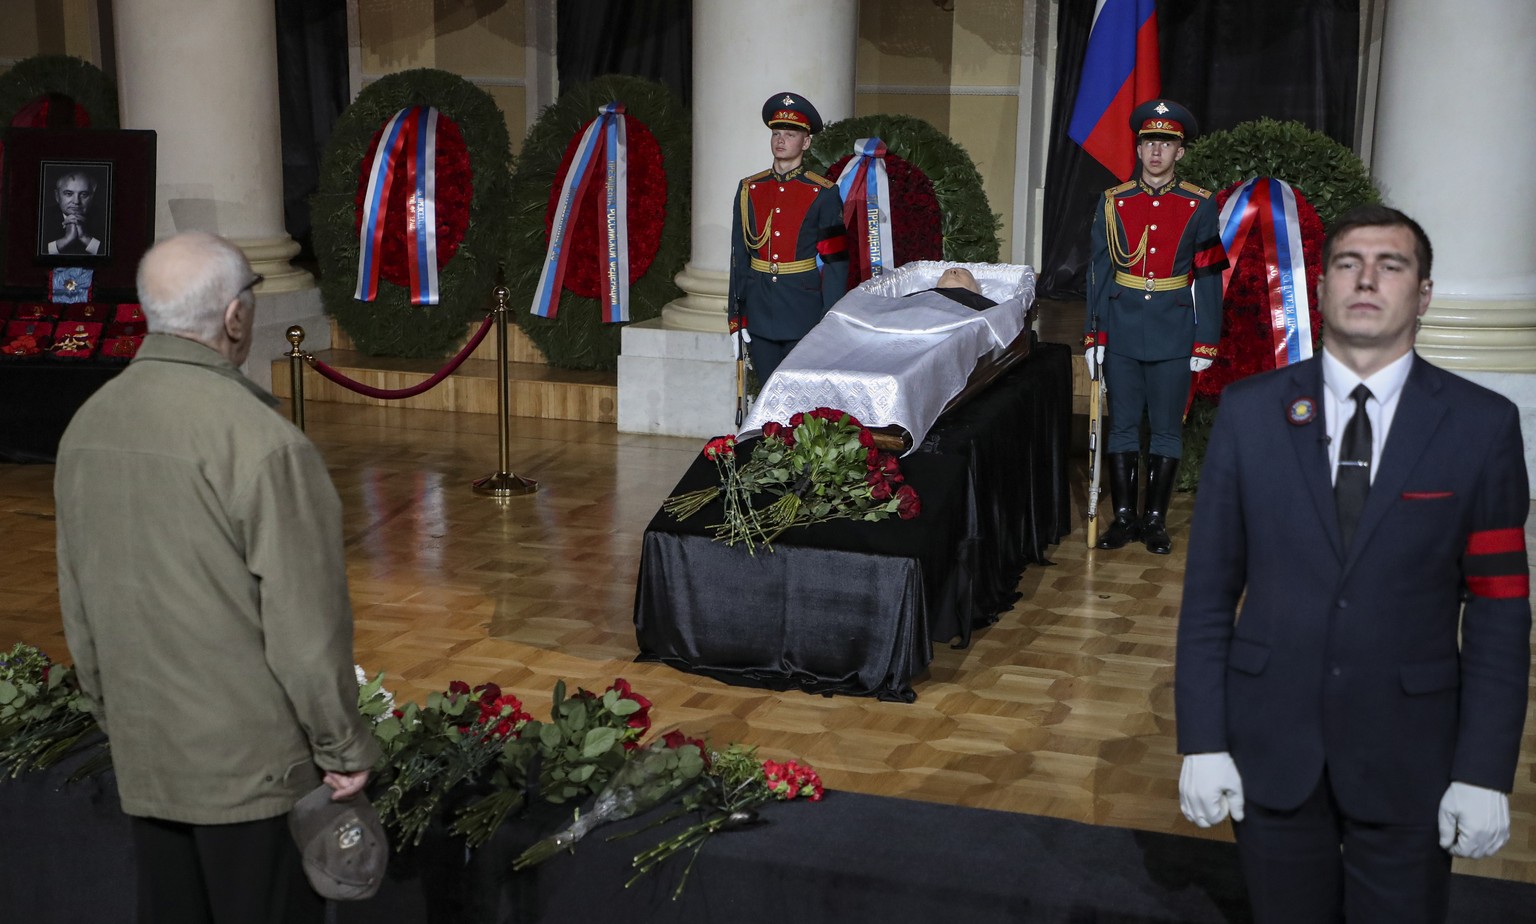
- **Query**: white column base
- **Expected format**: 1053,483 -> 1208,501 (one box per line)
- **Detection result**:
242,287 -> 328,393
1416,295 -> 1536,372
618,317 -> 737,439
1449,369 -> 1536,499
660,264 -> 730,332
232,235 -> 314,293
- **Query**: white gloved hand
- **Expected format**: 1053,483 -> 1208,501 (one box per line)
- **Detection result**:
1190,357 -> 1213,372
1179,752 -> 1245,827
1438,781 -> 1510,858
1086,344 -> 1105,379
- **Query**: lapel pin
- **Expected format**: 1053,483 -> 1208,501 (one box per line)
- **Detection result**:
1287,397 -> 1316,425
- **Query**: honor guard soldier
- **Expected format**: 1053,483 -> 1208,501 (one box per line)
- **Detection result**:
1084,98 -> 1228,554
729,92 -> 849,383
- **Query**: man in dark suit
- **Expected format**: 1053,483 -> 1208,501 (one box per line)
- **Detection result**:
1175,205 -> 1530,923
1084,99 -> 1228,555
728,91 -> 849,383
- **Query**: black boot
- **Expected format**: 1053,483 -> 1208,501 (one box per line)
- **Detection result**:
1096,453 -> 1142,550
1141,454 -> 1181,554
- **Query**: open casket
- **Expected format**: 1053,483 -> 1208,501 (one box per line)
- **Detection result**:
739,261 -> 1037,452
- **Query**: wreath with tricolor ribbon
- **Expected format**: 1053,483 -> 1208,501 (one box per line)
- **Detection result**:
505,75 -> 689,372
314,69 -> 512,358
811,114 -> 1000,269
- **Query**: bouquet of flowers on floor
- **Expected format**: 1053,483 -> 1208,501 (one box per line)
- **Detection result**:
513,736 -> 822,901
366,677 -> 535,846
0,642 -> 106,779
664,407 -> 921,552
622,743 -> 823,899
364,670 -> 659,849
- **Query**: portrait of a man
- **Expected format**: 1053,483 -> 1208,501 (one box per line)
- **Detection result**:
38,161 -> 112,258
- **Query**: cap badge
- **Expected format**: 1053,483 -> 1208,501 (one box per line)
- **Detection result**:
1287,397 -> 1316,426
1154,102 -> 1170,115
783,95 -> 795,106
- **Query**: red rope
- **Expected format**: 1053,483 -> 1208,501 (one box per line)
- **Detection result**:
308,313 -> 497,400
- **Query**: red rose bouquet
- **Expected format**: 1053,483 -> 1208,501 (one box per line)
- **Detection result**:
663,408 -> 921,553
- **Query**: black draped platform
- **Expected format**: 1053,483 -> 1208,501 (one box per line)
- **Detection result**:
633,342 -> 1074,701
6,755 -> 1535,924
0,363 -> 123,462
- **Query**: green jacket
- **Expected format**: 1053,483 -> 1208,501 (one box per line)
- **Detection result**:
55,333 -> 380,825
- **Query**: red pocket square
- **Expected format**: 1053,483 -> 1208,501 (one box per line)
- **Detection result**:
1401,491 -> 1453,500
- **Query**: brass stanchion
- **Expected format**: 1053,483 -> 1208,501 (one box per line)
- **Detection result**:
472,286 -> 539,497
286,325 -> 309,432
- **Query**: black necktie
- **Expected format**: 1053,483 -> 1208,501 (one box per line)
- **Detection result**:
1336,384 -> 1373,547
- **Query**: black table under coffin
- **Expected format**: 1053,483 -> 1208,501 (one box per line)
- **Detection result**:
633,342 -> 1074,700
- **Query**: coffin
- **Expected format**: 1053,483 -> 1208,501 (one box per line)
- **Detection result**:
739,261 -> 1038,452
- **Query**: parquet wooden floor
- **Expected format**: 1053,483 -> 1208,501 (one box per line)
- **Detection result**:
4,394 -> 1535,885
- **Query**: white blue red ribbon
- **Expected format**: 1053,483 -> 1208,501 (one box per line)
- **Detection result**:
837,138 -> 894,284
531,102 -> 631,322
355,106 -> 443,305
1218,177 -> 1313,367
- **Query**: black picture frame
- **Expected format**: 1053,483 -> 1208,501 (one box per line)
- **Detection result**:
1,128 -> 156,298
36,160 -> 114,260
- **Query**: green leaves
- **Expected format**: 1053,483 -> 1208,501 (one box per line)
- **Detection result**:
1180,119 -> 1379,227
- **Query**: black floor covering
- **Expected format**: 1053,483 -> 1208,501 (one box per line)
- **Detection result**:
4,755 -> 1534,923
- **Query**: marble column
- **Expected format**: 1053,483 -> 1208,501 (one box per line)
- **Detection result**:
114,0 -> 325,389
618,0 -> 859,437
1369,0 -> 1536,487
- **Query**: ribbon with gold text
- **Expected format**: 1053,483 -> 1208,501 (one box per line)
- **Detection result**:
837,137 -> 893,286
1217,177 -> 1312,366
531,102 -> 630,322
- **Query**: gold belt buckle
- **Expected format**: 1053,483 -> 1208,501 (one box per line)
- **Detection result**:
1144,277 -> 1155,292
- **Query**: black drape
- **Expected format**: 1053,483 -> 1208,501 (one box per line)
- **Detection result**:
556,0 -> 692,106
1039,0 -> 1359,298
275,0 -> 350,263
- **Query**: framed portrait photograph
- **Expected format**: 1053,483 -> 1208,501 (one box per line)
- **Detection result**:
37,160 -> 114,259
1,128 -> 156,297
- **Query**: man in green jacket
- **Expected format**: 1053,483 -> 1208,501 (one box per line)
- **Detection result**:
55,232 -> 381,923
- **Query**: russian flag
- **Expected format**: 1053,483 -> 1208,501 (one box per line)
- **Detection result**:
1067,0 -> 1161,181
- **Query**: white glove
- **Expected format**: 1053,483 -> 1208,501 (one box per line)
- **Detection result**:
1190,357 -> 1213,372
1086,344 -> 1105,379
1179,752 -> 1245,827
1438,781 -> 1510,858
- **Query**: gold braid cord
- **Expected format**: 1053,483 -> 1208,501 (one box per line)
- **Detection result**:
1103,192 -> 1148,270
740,180 -> 773,251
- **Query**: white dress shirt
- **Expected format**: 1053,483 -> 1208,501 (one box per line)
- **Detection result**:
1321,348 -> 1413,486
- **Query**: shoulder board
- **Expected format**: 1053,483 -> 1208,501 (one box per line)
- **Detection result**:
741,169 -> 772,186
1105,180 -> 1137,199
1179,180 -> 1213,199
803,170 -> 835,188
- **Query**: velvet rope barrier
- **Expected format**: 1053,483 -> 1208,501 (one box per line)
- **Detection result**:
307,312 -> 497,400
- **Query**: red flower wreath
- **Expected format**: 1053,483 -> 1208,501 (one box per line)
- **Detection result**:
544,114 -> 666,299
352,113 -> 473,288
1194,181 -> 1326,402
825,151 -> 943,288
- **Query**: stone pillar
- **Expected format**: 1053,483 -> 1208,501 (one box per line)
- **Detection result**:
114,0 -> 324,389
618,0 -> 859,437
1370,0 -> 1536,487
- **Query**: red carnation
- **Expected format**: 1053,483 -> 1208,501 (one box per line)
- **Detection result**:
703,435 -> 736,460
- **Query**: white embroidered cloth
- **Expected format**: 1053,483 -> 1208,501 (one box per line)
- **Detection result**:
739,261 -> 1037,452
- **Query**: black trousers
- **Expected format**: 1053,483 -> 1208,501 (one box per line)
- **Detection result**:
1233,770 -> 1451,924
131,814 -> 324,924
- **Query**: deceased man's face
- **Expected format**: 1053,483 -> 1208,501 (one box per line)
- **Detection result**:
55,176 -> 94,218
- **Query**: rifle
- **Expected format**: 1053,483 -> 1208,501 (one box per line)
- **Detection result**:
1085,341 -> 1107,548
1085,257 -> 1106,548
733,328 -> 751,429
